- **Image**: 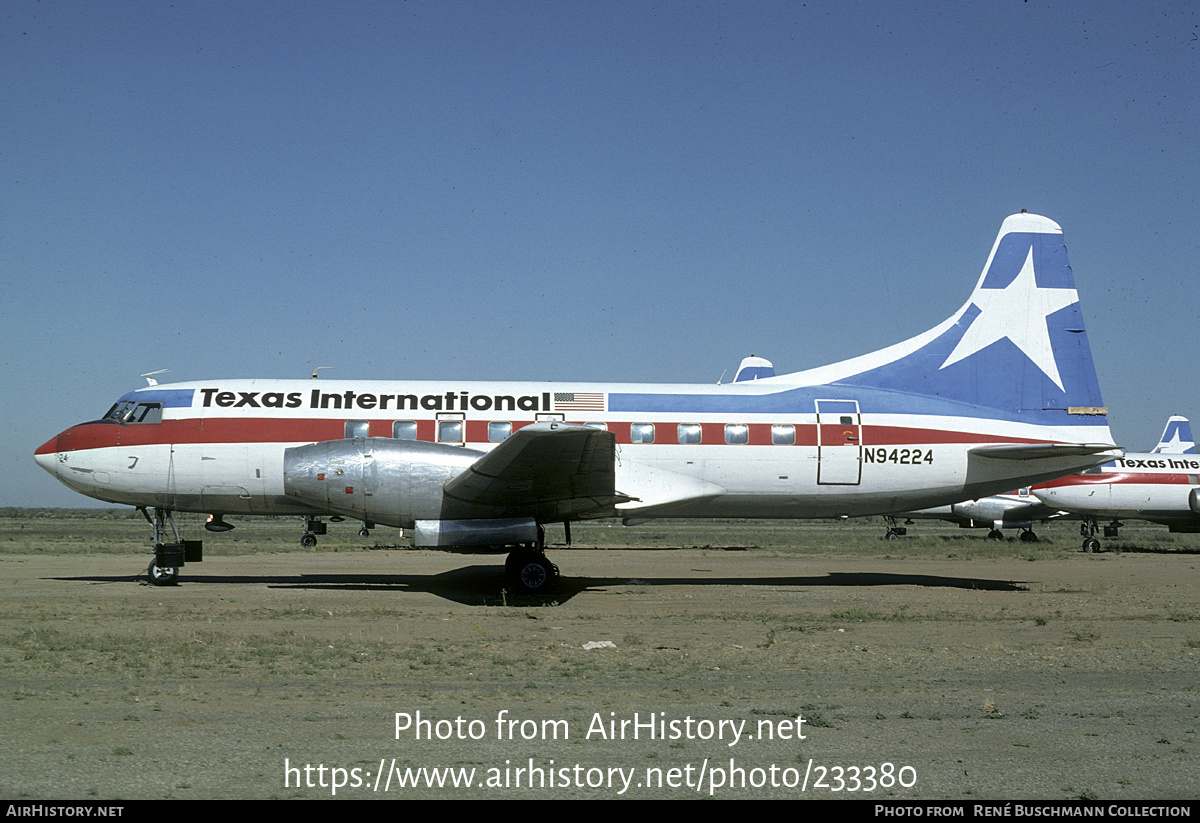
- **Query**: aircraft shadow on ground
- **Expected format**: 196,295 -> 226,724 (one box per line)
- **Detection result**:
1096,544 -> 1200,555
49,564 -> 1029,607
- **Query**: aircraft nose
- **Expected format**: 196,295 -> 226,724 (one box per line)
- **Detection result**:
34,435 -> 60,476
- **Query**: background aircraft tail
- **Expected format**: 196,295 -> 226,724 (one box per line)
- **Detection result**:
733,356 -> 775,382
1151,415 -> 1195,454
781,212 -> 1107,429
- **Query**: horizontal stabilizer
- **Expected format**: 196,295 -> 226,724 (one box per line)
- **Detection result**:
968,443 -> 1124,461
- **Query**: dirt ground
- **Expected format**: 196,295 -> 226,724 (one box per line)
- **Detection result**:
1,518 -> 1198,800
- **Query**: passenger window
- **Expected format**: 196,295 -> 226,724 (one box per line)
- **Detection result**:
392,421 -> 417,440
584,422 -> 608,430
772,424 -> 796,445
345,420 -> 369,439
677,424 -> 702,444
630,423 -> 655,444
437,420 -> 463,443
1082,467 -> 1103,475
725,424 -> 749,445
489,422 -> 512,442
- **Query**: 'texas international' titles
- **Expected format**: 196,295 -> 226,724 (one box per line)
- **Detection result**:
198,387 -> 554,413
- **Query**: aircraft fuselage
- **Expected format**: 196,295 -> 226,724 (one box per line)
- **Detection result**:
1034,455 -> 1200,527
37,377 -> 1116,527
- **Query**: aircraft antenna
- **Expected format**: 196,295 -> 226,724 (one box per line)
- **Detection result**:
311,367 -> 334,379
141,370 -> 169,387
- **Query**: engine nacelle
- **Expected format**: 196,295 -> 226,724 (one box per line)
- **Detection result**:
950,499 -> 1032,530
284,437 -> 484,528
414,518 -> 538,548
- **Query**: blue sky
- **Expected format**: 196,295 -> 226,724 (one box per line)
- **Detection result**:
4,0 -> 1198,507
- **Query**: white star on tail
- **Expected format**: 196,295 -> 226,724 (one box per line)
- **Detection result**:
939,247 -> 1079,390
1162,431 -> 1185,450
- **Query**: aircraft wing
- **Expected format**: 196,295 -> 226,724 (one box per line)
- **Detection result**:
441,422 -> 632,521
968,444 -> 1123,461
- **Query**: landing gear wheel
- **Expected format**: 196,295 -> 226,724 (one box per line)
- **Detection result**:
1082,537 -> 1101,553
987,529 -> 1004,540
359,528 -> 370,538
147,559 -> 179,586
506,552 -> 559,594
883,530 -> 899,540
1019,530 -> 1038,543
301,533 -> 318,548
516,557 -> 553,593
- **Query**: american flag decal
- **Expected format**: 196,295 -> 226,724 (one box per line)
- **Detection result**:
553,391 -> 606,412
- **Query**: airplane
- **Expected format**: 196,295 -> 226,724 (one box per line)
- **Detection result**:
881,488 -> 1055,542
1032,416 -> 1200,552
35,211 -> 1123,592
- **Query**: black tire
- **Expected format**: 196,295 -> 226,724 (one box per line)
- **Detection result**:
509,555 -> 556,593
147,559 -> 179,586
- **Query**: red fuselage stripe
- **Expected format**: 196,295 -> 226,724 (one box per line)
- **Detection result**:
47,418 -> 1051,453
1038,472 -> 1196,488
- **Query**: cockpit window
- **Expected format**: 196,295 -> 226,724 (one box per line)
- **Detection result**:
103,401 -> 162,424
103,401 -> 135,421
129,403 -> 162,423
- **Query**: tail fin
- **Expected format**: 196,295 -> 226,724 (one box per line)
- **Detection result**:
1151,415 -> 1195,454
780,212 -> 1107,428
733,356 -> 775,382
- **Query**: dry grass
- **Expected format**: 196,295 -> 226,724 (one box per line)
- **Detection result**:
3,508 -> 1197,561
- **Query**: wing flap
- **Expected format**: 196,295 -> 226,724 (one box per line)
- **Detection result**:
441,422 -> 630,520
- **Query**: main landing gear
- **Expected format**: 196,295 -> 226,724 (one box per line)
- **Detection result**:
983,527 -> 1040,542
983,526 -> 1038,542
141,507 -> 202,586
503,525 -> 560,594
505,546 -> 559,593
298,516 -> 376,546
1080,518 -> 1121,553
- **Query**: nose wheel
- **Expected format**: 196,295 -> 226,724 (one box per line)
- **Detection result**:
147,559 -> 179,586
300,516 -> 326,547
141,507 -> 197,586
1079,518 -> 1118,553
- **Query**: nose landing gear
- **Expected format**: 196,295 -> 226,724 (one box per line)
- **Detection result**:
140,507 -> 202,586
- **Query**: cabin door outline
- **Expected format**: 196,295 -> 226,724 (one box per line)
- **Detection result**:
816,399 -> 862,485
